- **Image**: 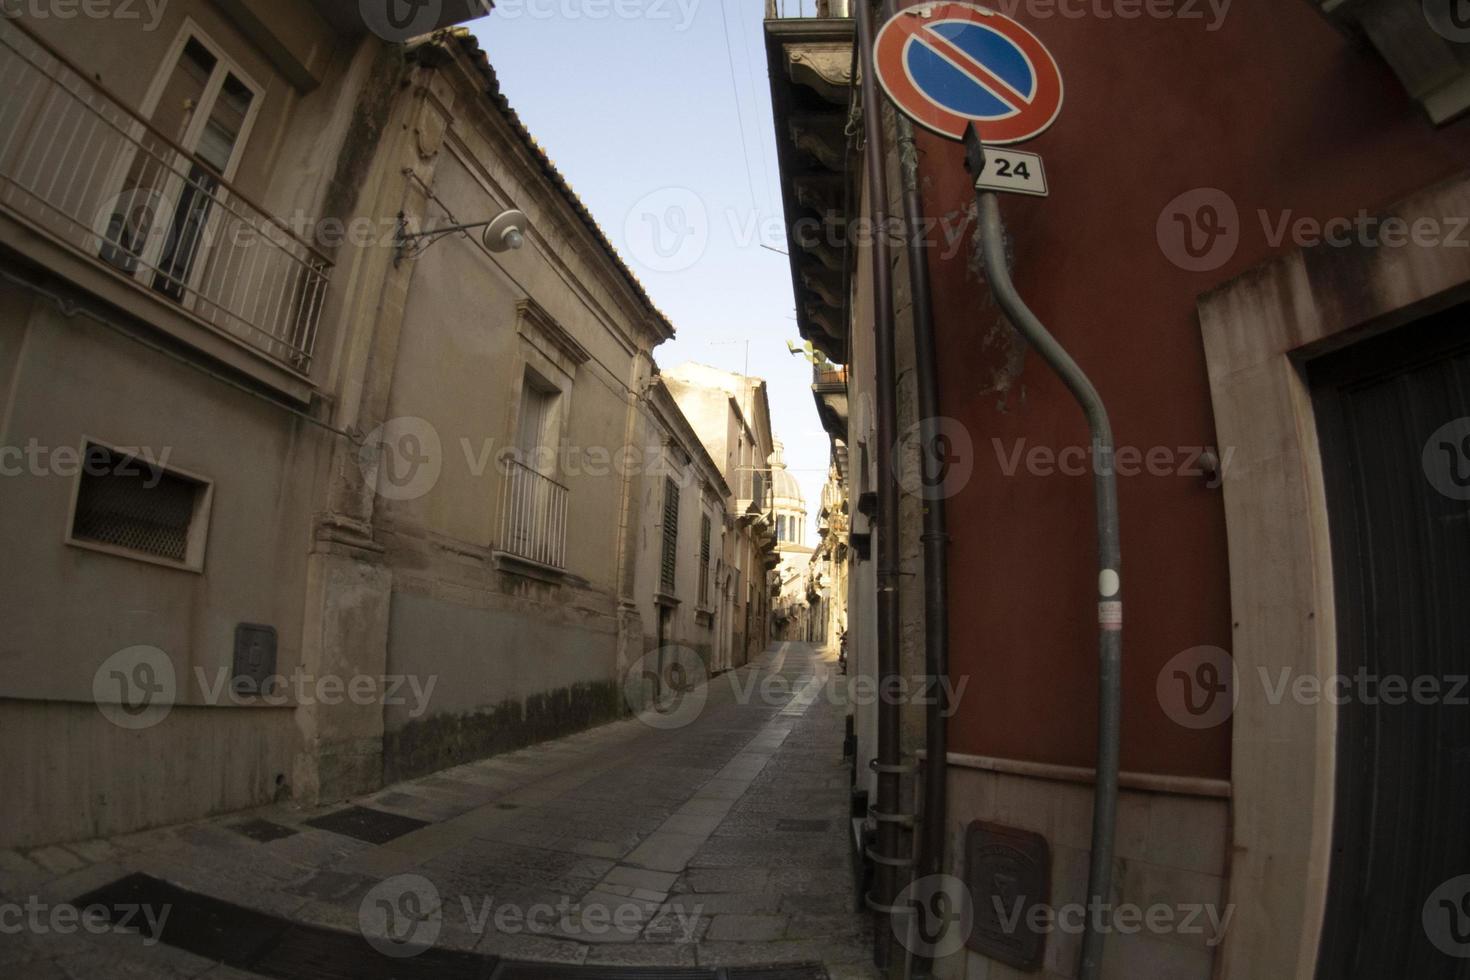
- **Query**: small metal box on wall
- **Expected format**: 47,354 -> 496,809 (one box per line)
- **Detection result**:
232,623 -> 278,696
964,820 -> 1051,971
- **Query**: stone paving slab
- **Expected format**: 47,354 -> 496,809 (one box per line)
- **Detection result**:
0,643 -> 877,979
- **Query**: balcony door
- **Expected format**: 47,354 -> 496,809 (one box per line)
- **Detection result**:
100,25 -> 260,305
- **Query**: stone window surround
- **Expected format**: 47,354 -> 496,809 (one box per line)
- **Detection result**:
1197,170 -> 1470,978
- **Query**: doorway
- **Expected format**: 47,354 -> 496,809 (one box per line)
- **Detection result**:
1311,304 -> 1470,978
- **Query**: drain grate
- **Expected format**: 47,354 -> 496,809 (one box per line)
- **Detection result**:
70,873 -> 830,980
231,818 -> 300,843
304,805 -> 429,844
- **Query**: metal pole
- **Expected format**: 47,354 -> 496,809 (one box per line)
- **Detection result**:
966,129 -> 1122,980
856,0 -> 906,969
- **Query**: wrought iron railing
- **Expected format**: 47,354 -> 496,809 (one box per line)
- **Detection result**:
0,20 -> 330,372
499,457 -> 569,570
765,0 -> 851,18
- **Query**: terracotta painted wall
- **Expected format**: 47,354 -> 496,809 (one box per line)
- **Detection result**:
912,0 -> 1470,778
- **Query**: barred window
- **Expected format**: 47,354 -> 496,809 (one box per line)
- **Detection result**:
67,443 -> 212,571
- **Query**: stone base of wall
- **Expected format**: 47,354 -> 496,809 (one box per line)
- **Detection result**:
0,699 -> 298,849
382,679 -> 622,784
933,762 -> 1230,980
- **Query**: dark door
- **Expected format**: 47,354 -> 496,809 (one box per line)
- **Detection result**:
1312,305 -> 1470,979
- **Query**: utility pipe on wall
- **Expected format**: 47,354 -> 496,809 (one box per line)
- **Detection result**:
965,127 -> 1123,980
855,0 -> 907,966
880,23 -> 952,976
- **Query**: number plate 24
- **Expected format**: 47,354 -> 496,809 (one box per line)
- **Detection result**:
974,148 -> 1049,198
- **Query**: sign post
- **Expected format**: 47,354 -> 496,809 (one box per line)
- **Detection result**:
874,2 -> 1063,195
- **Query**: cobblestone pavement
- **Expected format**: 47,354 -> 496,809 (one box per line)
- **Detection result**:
0,642 -> 877,979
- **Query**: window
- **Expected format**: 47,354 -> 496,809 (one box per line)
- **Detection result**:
699,513 -> 712,605
515,373 -> 557,471
102,26 -> 261,298
501,370 -> 567,568
66,442 -> 212,572
661,477 -> 680,593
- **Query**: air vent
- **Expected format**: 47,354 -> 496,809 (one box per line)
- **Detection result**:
66,443 -> 212,570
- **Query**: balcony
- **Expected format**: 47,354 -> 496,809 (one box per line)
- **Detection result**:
765,1 -> 851,18
812,363 -> 848,441
764,0 -> 854,363
0,21 -> 330,374
498,457 -> 569,572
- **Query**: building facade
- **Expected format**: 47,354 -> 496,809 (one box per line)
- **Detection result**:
0,6 -> 722,849
766,2 -> 1470,979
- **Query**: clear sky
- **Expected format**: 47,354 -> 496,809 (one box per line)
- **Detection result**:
471,1 -> 829,532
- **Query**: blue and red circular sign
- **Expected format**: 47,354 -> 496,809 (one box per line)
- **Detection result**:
875,3 -> 1064,144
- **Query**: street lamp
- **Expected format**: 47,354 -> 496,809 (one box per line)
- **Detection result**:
394,208 -> 528,266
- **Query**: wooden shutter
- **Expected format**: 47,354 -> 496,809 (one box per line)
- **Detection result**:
660,477 -> 679,593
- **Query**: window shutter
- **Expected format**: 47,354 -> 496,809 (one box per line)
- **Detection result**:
699,514 -> 712,603
661,477 -> 679,593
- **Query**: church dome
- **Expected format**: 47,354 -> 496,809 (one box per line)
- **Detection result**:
770,442 -> 804,507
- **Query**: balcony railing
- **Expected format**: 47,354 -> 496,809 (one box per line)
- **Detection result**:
499,457 -> 569,571
0,20 -> 330,372
765,0 -> 851,17
814,364 -> 848,387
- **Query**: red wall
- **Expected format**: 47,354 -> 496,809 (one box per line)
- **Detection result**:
916,0 -> 1470,779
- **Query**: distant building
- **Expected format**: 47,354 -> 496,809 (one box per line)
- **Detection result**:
661,362 -> 779,669
768,440 -> 813,640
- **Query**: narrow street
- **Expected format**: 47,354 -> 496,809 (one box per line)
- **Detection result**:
1,644 -> 874,979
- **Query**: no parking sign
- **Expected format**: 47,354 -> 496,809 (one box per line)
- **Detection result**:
874,2 -> 1064,145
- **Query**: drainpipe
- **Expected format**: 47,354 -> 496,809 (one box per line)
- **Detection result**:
876,0 -> 951,966
964,128 -> 1122,980
855,0 -> 907,967
891,82 -> 951,980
